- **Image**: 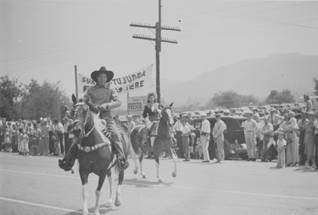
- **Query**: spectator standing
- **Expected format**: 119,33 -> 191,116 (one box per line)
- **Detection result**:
313,112 -> 318,169
200,114 -> 211,162
21,130 -> 29,156
276,131 -> 287,168
212,114 -> 227,163
0,119 -> 4,150
40,120 -> 50,156
173,115 -> 184,158
261,117 -> 274,162
304,95 -> 313,112
4,122 -> 13,152
268,109 -> 283,131
242,112 -> 257,161
279,112 -> 299,166
48,119 -> 54,155
254,115 -> 264,159
11,124 -> 18,152
298,112 -> 308,165
51,128 -> 61,156
179,114 -> 193,161
53,119 -> 64,155
286,111 -> 299,166
304,112 -> 316,168
17,128 -> 23,154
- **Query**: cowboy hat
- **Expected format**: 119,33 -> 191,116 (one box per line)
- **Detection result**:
91,66 -> 114,83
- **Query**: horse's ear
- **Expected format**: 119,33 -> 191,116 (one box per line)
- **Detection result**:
169,102 -> 174,108
71,94 -> 77,105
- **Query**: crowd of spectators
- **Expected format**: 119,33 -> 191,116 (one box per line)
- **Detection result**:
0,116 -> 73,157
1,95 -> 318,171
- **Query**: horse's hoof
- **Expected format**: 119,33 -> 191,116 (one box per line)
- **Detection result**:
115,195 -> 122,207
133,169 -> 138,175
172,172 -> 177,178
158,178 -> 163,183
141,174 -> 147,179
104,199 -> 114,208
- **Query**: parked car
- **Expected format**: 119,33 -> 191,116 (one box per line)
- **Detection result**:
192,116 -> 248,160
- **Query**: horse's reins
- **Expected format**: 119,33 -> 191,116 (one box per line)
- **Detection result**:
75,107 -> 109,153
82,108 -> 95,137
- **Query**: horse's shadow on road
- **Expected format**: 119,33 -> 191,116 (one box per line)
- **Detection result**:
294,166 -> 317,172
123,178 -> 173,188
64,204 -> 118,215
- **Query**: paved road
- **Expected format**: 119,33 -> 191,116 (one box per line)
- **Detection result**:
1,152 -> 318,215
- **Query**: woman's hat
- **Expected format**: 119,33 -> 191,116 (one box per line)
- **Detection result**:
91,66 -> 114,83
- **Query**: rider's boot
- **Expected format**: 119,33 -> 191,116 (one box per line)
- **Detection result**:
58,142 -> 78,171
112,140 -> 129,170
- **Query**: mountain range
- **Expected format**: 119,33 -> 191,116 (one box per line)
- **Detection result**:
161,53 -> 318,106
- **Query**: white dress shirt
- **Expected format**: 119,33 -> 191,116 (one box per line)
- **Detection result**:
201,119 -> 211,134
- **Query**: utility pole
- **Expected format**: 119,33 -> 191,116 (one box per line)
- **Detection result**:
130,0 -> 180,103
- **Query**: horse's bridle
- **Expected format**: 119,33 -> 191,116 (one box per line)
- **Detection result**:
73,104 -> 95,138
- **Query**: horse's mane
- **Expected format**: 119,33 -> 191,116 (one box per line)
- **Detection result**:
89,112 -> 110,145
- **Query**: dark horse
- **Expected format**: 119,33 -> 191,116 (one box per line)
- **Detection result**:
130,103 -> 177,182
63,95 -> 130,215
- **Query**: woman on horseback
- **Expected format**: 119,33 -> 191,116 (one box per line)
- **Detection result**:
142,93 -> 161,155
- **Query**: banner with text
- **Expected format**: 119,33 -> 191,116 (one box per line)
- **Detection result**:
127,95 -> 147,115
77,64 -> 154,97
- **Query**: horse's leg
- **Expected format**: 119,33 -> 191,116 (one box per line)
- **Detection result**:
153,139 -> 162,182
80,172 -> 89,215
132,150 -> 139,175
171,149 -> 177,178
115,169 -> 124,207
105,169 -> 114,208
155,156 -> 162,183
94,170 -> 107,215
139,153 -> 146,179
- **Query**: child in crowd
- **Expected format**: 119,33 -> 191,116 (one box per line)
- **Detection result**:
276,131 -> 287,168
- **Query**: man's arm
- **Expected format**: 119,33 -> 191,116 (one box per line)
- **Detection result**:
83,87 -> 99,113
100,88 -> 121,110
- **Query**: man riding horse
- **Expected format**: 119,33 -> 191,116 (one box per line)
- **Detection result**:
59,66 -> 128,171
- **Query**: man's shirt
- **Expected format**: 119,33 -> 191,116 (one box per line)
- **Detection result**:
83,84 -> 121,118
201,119 -> 211,134
212,120 -> 227,138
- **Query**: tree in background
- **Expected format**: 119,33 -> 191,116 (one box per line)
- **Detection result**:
314,78 -> 318,96
265,89 -> 295,104
0,76 -> 71,120
206,91 -> 258,109
0,76 -> 24,120
19,80 -> 70,120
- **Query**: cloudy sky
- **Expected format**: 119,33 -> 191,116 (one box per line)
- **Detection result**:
1,0 -> 318,95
